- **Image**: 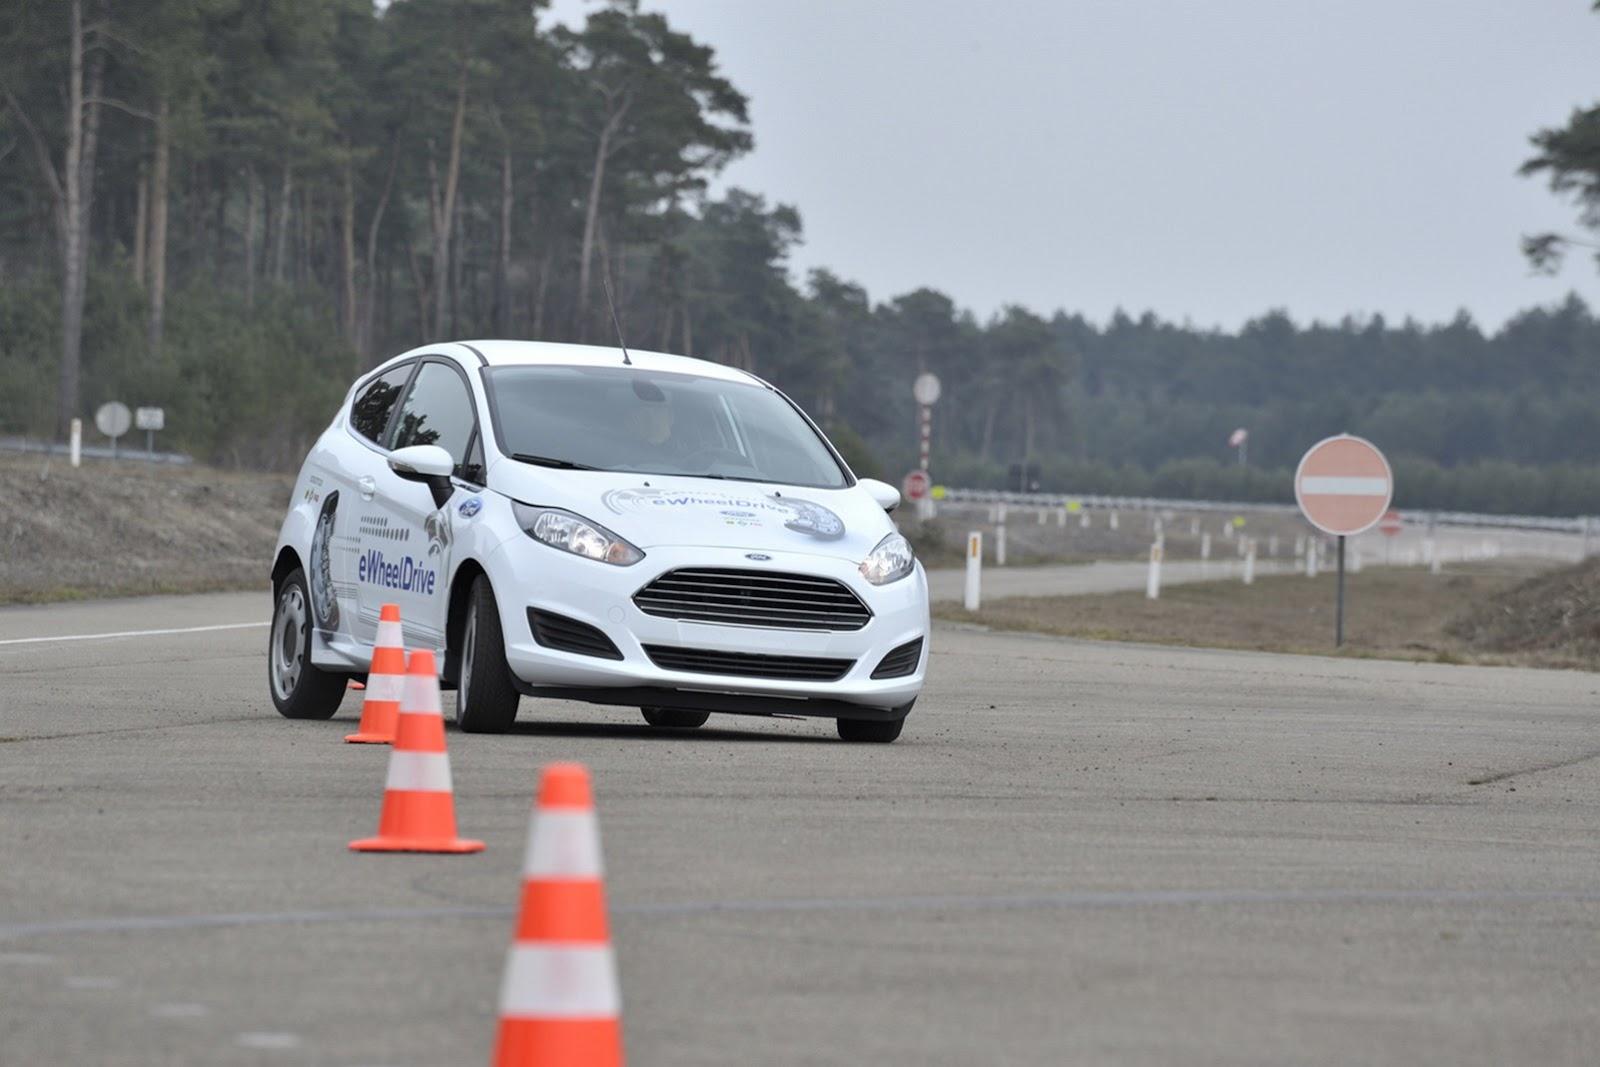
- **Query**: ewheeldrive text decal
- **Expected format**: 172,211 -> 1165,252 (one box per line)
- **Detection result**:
601,488 -> 846,541
358,549 -> 438,595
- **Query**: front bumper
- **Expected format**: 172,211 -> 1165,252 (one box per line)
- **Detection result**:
484,539 -> 929,717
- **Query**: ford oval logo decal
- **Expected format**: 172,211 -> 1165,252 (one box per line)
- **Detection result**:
744,553 -> 771,561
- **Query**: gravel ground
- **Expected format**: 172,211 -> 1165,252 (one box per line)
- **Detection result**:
0,453 -> 289,603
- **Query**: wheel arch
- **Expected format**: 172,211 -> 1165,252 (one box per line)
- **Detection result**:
443,558 -> 488,687
271,546 -> 303,595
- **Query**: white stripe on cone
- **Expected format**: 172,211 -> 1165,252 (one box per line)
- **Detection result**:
523,811 -> 604,878
400,672 -> 442,717
363,672 -> 404,703
384,751 -> 454,793
375,619 -> 404,648
1299,476 -> 1390,495
498,945 -> 620,1018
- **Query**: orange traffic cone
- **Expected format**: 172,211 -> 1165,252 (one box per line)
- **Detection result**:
349,649 -> 484,854
345,604 -> 405,744
492,764 -> 623,1066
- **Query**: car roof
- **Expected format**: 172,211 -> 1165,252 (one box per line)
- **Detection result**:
443,340 -> 762,386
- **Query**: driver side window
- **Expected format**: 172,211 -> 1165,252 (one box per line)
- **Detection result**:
390,362 -> 477,472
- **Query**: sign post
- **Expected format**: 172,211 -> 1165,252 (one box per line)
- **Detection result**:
135,406 -> 165,456
94,401 -> 132,459
912,372 -> 941,473
1295,435 -> 1394,648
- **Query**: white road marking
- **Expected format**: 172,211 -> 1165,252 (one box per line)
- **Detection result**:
150,1002 -> 210,1019
64,975 -> 120,990
0,621 -> 267,647
0,951 -> 54,964
235,1032 -> 302,1050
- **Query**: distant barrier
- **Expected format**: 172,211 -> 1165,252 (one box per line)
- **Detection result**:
931,487 -> 1594,538
0,435 -> 193,466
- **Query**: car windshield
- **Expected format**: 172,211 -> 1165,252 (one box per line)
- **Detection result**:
484,365 -> 850,489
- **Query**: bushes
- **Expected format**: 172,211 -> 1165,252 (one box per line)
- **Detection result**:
1,274 -> 353,468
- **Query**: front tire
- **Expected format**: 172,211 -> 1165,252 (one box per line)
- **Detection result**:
269,567 -> 347,720
836,700 -> 913,743
641,707 -> 710,729
455,575 -> 521,734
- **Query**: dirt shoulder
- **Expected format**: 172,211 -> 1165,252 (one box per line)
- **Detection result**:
935,560 -> 1596,671
0,452 -> 292,604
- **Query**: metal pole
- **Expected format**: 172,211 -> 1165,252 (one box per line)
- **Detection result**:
1335,535 -> 1346,648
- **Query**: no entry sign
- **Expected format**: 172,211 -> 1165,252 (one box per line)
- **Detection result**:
1295,435 -> 1393,537
1378,510 -> 1403,538
902,469 -> 931,501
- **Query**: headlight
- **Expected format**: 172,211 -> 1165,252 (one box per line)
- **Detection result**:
512,503 -> 644,566
859,532 -> 915,585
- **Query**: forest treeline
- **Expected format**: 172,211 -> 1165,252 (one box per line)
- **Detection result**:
3,0 -> 1599,514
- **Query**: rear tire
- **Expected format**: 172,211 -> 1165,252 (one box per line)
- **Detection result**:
641,707 -> 710,729
455,576 -> 521,734
836,700 -> 913,743
268,568 -> 347,720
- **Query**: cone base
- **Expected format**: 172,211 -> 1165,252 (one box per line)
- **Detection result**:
349,836 -> 485,854
343,732 -> 393,744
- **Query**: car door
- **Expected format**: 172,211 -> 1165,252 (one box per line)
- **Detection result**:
354,358 -> 481,654
318,360 -> 416,649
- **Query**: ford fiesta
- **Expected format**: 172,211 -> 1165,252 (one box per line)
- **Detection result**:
268,340 -> 928,742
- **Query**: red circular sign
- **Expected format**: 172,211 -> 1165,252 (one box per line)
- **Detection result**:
1294,435 -> 1393,537
1378,510 -> 1403,538
902,469 -> 931,501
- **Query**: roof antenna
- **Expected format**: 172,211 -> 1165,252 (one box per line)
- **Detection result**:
599,253 -> 633,367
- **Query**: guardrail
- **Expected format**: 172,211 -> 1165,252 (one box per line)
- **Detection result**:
0,435 -> 193,465
931,487 -> 1594,537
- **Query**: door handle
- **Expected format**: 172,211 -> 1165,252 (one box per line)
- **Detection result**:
358,476 -> 377,500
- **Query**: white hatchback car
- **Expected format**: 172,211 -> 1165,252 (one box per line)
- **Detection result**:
268,341 -> 929,742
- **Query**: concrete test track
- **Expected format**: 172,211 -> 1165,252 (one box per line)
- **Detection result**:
1,591 -> 1597,1065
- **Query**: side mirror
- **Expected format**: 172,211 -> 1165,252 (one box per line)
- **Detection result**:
389,444 -> 456,508
859,478 -> 900,513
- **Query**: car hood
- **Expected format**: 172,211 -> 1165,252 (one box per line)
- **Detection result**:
484,461 -> 895,560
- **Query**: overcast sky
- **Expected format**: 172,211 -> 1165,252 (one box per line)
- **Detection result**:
546,0 -> 1600,331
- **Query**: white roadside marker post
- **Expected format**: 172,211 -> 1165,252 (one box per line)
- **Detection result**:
964,532 -> 982,612
1243,540 -> 1255,585
1109,511 -> 1119,531
1200,531 -> 1211,577
1146,542 -> 1163,600
995,521 -> 1007,566
69,418 -> 82,468
1080,510 -> 1090,529
1306,541 -> 1319,578
1351,546 -> 1363,574
1057,506 -> 1067,528
1268,534 -> 1278,557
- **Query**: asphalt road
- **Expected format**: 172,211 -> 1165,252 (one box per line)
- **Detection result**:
3,592 -> 1598,1065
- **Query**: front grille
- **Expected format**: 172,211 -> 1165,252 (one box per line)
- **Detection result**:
642,644 -> 854,682
870,637 -> 924,679
528,609 -> 623,660
633,568 -> 872,632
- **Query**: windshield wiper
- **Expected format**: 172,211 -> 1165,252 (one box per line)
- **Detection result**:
511,453 -> 602,471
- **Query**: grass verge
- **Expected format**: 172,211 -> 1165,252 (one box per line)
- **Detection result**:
934,562 -> 1596,671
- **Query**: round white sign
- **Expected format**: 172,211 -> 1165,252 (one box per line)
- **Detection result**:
95,401 -> 132,439
912,372 -> 942,407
